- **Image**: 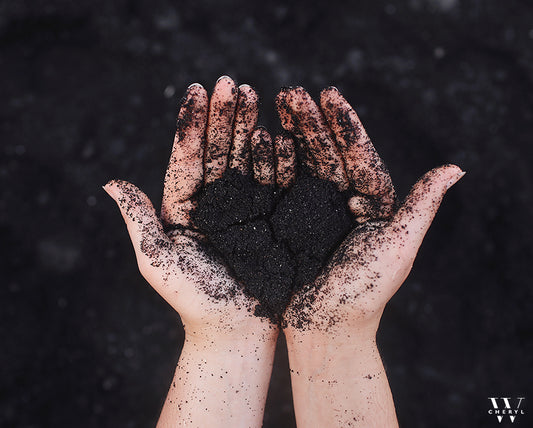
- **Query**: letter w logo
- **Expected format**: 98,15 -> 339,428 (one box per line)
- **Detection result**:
488,397 -> 525,423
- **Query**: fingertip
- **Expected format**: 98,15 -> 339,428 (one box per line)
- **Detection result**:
446,169 -> 465,190
102,182 -> 113,196
320,86 -> 339,98
187,83 -> 207,97
181,83 -> 208,108
440,163 -> 463,173
238,84 -> 258,102
320,86 -> 346,110
103,179 -> 115,190
428,164 -> 465,190
102,179 -> 122,200
287,85 -> 306,96
286,87 -> 313,113
104,179 -> 143,202
212,76 -> 237,98
394,164 -> 464,235
215,76 -> 237,92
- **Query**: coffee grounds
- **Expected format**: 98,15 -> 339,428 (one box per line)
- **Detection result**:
192,168 -> 356,322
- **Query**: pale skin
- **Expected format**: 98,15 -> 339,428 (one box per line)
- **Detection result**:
104,76 -> 287,428
276,86 -> 464,427
105,77 -> 463,427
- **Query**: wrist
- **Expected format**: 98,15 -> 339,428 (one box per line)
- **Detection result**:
284,316 -> 378,350
284,326 -> 377,379
183,324 -> 279,363
184,315 -> 279,350
284,326 -> 398,428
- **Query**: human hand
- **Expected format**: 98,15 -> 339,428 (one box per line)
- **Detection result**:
277,85 -> 464,336
104,77 -> 278,427
276,86 -> 463,427
104,76 -> 275,338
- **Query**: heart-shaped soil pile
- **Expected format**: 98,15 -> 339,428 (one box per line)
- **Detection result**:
191,169 -> 356,322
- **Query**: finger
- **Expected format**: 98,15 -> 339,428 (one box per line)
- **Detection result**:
204,76 -> 238,183
103,180 -> 173,284
276,87 -> 349,190
274,134 -> 296,188
391,165 -> 464,250
320,87 -> 396,209
251,127 -> 275,185
276,90 -> 315,172
275,88 -> 298,135
348,195 -> 392,222
161,83 -> 208,227
228,84 -> 259,175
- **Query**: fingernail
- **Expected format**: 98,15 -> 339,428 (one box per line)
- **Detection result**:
446,171 -> 465,190
102,181 -> 118,198
238,84 -> 258,98
216,75 -> 233,83
187,82 -> 203,90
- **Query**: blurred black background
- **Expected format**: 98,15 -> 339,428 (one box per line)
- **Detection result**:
2,0 -> 532,427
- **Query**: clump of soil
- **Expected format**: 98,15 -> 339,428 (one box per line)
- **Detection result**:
192,168 -> 356,322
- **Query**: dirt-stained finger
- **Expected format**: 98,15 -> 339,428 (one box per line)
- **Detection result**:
391,165 -> 464,249
276,91 -> 315,172
320,87 -> 396,210
228,84 -> 259,175
274,134 -> 296,188
161,83 -> 208,227
275,87 -> 348,190
103,179 -> 173,284
251,127 -> 275,185
204,76 -> 238,183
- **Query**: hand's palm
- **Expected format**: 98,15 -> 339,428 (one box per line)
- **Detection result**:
105,77 -> 275,333
278,87 -> 463,332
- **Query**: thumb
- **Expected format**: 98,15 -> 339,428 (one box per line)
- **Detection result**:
103,179 -> 172,282
391,164 -> 464,250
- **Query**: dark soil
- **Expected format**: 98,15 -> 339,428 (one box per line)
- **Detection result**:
192,168 -> 355,321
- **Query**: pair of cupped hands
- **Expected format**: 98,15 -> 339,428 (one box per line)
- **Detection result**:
104,75 -> 462,339
104,76 -> 463,426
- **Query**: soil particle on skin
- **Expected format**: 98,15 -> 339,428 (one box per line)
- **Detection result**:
191,168 -> 356,322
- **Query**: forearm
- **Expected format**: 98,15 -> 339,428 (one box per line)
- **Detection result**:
158,330 -> 278,428
285,328 -> 398,428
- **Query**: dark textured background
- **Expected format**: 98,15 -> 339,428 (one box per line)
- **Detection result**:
2,1 -> 532,427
